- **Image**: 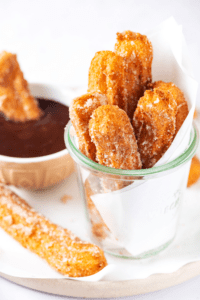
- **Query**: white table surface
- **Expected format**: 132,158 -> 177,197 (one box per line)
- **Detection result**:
0,0 -> 200,299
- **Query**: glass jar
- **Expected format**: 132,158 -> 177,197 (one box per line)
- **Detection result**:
65,122 -> 199,259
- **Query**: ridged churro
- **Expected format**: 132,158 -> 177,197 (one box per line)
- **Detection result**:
0,185 -> 107,277
88,51 -> 127,112
69,92 -> 108,161
0,51 -> 42,122
115,31 -> 153,118
89,105 -> 142,170
152,81 -> 189,134
133,89 -> 177,169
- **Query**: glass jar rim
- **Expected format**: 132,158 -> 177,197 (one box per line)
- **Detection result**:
65,121 -> 199,177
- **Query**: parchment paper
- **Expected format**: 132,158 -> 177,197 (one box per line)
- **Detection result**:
91,17 -> 198,255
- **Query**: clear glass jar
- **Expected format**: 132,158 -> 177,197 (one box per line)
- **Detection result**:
65,122 -> 199,259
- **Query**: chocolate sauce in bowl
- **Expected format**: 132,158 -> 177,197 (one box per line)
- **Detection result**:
0,98 -> 69,158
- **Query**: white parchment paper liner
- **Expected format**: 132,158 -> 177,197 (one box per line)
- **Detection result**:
91,17 -> 198,256
0,17 -> 199,282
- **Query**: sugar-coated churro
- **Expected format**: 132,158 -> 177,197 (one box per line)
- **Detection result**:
88,51 -> 127,112
69,92 -> 108,161
133,89 -> 177,169
0,185 -> 107,277
89,105 -> 142,170
115,31 -> 153,118
0,51 -> 42,122
152,81 -> 189,134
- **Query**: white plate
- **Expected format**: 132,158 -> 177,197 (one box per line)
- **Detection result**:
0,115 -> 200,298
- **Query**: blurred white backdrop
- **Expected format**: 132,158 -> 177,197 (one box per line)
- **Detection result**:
0,0 -> 199,105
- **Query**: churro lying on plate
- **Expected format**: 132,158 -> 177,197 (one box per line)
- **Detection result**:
89,105 -> 142,170
115,31 -> 153,118
133,89 -> 177,169
152,81 -> 189,134
0,185 -> 107,277
0,51 -> 42,122
69,92 -> 108,161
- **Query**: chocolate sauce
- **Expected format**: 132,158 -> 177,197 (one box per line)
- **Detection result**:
0,98 -> 69,158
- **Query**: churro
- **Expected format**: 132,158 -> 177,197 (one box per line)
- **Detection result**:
152,81 -> 189,134
115,31 -> 153,118
88,51 -> 127,112
133,89 -> 177,169
69,92 -> 108,161
0,185 -> 107,277
85,178 -> 110,240
0,51 -> 42,122
89,105 -> 142,170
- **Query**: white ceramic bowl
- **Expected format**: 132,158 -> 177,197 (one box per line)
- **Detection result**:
0,83 -> 74,189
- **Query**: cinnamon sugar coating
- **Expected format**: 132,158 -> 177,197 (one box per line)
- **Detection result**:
0,51 -> 42,122
88,51 -> 127,112
115,31 -> 153,118
133,89 -> 177,169
89,105 -> 142,170
69,92 -> 108,161
152,81 -> 189,134
0,185 -> 107,277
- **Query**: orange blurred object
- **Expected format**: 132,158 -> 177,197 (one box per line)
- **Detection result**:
194,109 -> 198,119
187,156 -> 200,187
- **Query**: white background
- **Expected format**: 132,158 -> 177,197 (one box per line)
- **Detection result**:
0,0 -> 200,299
